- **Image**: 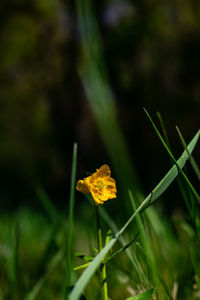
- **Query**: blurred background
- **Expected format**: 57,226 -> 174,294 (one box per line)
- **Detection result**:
0,0 -> 200,211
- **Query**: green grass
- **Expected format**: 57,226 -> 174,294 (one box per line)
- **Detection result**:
1,127 -> 200,300
1,126 -> 200,300
1,128 -> 200,300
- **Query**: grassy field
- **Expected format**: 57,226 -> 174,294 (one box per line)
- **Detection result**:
1,126 -> 200,300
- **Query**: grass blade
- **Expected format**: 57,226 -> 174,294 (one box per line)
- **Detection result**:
107,233 -> 138,262
176,126 -> 200,181
74,262 -> 91,271
66,143 -> 78,295
156,112 -> 197,219
156,112 -> 171,149
144,108 -> 200,205
69,130 -> 199,300
126,287 -> 155,300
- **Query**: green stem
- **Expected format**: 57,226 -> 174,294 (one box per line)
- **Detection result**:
95,205 -> 108,300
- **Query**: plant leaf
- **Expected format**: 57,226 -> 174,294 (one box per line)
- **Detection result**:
75,253 -> 94,261
73,262 -> 91,271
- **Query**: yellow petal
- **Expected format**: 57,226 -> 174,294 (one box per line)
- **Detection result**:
104,177 -> 116,187
100,185 -> 116,202
95,164 -> 111,178
90,179 -> 117,205
76,180 -> 90,194
90,188 -> 104,205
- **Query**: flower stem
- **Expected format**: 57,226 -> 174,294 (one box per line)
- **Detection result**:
95,205 -> 108,300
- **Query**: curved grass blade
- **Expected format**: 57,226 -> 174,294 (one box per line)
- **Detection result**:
156,112 -> 197,219
144,108 -> 200,205
143,129 -> 199,205
69,130 -> 199,300
126,288 -> 155,300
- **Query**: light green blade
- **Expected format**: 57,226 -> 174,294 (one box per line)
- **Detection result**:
126,288 -> 155,300
69,130 -> 199,300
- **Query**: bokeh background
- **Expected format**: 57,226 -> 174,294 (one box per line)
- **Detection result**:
1,0 -> 200,211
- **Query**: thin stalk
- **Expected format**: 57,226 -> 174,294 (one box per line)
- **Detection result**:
176,126 -> 200,181
156,112 -> 171,149
95,205 -> 108,300
66,143 -> 78,298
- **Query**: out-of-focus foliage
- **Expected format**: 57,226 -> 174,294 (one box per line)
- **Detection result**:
0,0 -> 200,206
0,1 -> 74,204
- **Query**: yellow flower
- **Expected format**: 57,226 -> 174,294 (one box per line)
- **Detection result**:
76,164 -> 117,205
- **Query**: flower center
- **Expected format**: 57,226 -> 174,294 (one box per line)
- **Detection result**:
95,180 -> 104,190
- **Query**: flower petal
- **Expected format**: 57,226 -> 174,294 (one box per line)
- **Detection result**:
90,179 -> 117,205
90,188 -> 104,205
96,164 -> 111,178
76,180 -> 90,194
